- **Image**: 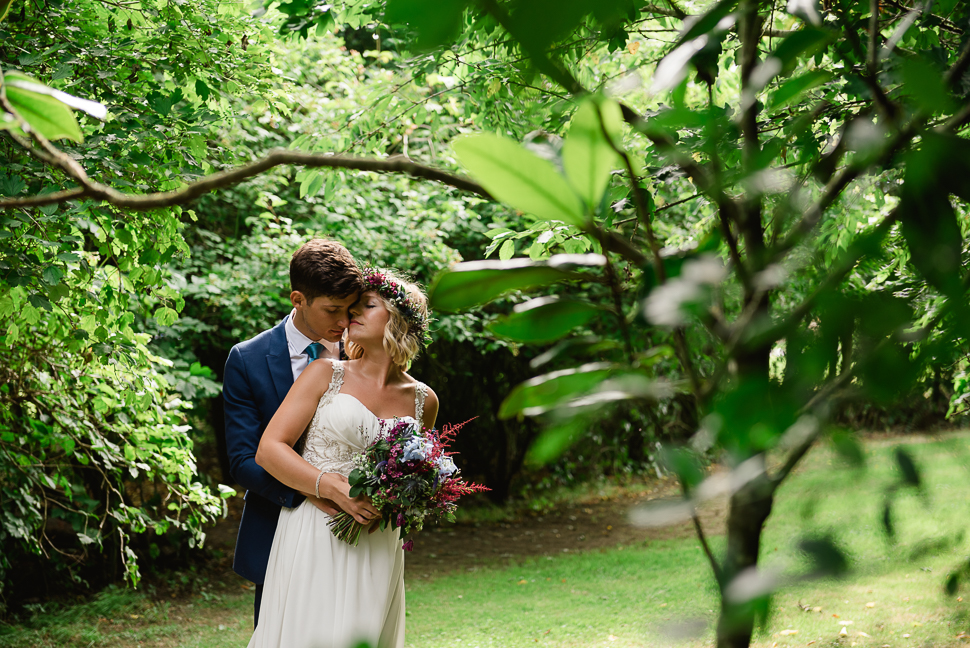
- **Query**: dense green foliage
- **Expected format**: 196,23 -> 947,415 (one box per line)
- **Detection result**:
0,0 -> 279,597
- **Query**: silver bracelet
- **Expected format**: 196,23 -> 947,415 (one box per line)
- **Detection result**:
314,470 -> 324,499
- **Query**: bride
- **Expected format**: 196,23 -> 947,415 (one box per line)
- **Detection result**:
249,269 -> 438,648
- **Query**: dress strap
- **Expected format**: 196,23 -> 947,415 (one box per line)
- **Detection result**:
318,359 -> 345,409
414,382 -> 428,425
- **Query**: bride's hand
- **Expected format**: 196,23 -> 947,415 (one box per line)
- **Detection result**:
344,494 -> 381,526
317,472 -> 380,525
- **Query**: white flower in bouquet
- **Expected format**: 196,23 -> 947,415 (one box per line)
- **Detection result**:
402,434 -> 433,462
436,455 -> 458,478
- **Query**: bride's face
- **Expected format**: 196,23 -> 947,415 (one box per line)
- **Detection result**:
347,291 -> 390,343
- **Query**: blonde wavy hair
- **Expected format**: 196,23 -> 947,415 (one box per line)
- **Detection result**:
346,272 -> 429,368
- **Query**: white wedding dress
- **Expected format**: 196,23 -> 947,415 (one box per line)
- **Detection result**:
248,360 -> 428,648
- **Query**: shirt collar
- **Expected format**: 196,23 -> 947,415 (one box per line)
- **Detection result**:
285,310 -> 316,358
285,310 -> 338,359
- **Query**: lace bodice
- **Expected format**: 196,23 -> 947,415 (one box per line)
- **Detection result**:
301,360 -> 428,476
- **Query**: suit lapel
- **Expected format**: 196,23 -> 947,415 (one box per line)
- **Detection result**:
267,319 -> 294,405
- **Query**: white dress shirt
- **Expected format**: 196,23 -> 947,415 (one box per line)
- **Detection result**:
284,310 -> 338,382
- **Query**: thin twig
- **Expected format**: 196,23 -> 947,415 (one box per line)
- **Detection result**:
612,193 -> 704,226
683,482 -> 724,583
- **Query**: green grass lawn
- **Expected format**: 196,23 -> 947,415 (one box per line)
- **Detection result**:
3,431 -> 970,648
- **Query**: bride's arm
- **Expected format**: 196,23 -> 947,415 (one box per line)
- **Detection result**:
255,361 -> 379,524
422,386 -> 440,430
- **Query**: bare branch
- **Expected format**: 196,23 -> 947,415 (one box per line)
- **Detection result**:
682,482 -> 724,583
643,2 -> 686,19
0,149 -> 491,210
867,0 -> 880,78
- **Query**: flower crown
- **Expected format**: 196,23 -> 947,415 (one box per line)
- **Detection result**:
361,267 -> 432,345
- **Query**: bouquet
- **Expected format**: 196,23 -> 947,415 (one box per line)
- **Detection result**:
327,418 -> 488,548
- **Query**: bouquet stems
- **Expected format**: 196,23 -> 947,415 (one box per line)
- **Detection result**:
328,511 -> 364,546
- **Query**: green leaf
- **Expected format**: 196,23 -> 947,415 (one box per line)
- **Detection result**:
189,361 -> 215,378
562,97 -> 623,210
660,446 -> 705,492
385,0 -> 468,50
489,297 -> 603,343
900,56 -> 954,115
769,28 -> 832,74
525,415 -> 589,465
153,307 -> 179,327
4,72 -> 106,119
0,174 -> 27,196
41,265 -> 64,286
3,73 -> 83,142
301,170 -> 325,198
195,78 -> 211,102
768,69 -> 832,109
428,254 -> 605,313
28,294 -> 52,312
498,238 -> 515,261
499,362 -> 615,419
452,133 -> 586,226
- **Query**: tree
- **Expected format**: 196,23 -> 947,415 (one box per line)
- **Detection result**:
403,2 -> 970,647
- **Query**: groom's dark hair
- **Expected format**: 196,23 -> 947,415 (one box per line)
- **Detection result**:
290,239 -> 363,300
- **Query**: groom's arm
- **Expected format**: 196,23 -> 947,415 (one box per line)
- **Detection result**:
223,345 -> 302,508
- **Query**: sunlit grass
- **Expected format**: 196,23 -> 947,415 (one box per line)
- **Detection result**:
2,432 -> 969,647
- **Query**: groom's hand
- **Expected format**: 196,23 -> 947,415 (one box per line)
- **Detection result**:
305,494 -> 341,516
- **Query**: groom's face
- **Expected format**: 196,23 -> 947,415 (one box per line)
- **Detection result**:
290,291 -> 359,343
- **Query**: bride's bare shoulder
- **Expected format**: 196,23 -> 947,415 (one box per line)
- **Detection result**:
296,358 -> 337,392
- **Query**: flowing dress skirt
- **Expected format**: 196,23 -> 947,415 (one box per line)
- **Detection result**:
247,500 -> 405,648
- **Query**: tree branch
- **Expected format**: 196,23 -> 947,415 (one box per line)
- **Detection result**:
0,149 -> 491,210
683,482 -> 724,583
643,2 -> 686,20
867,0 -> 880,79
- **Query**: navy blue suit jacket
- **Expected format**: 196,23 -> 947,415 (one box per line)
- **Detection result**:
224,319 -> 302,584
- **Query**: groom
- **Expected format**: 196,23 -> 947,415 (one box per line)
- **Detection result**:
223,238 -> 363,626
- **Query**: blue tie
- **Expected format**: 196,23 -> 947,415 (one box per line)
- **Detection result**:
304,342 -> 324,363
